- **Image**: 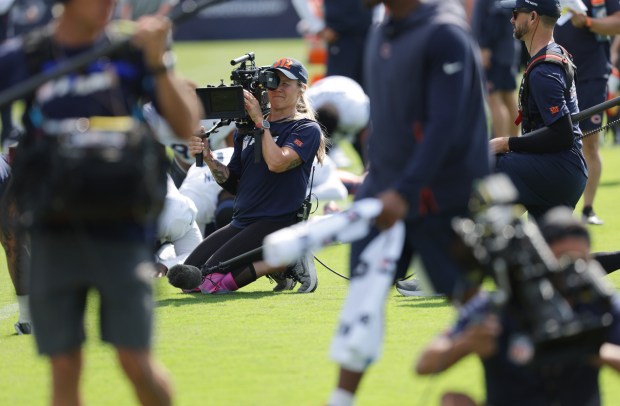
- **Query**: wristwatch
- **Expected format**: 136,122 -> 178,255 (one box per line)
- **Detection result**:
256,119 -> 270,130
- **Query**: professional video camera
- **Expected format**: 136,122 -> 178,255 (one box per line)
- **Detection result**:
452,174 -> 615,364
195,52 -> 279,128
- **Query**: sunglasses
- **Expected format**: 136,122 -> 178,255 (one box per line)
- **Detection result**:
512,8 -> 532,20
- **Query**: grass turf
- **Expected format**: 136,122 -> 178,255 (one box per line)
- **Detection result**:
1,38 -> 620,405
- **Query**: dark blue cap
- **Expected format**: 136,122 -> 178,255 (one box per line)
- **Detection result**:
268,58 -> 308,84
499,0 -> 561,18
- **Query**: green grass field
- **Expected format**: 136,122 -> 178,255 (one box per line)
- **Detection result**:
1,38 -> 620,405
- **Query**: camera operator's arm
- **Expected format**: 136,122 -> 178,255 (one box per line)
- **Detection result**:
132,16 -> 201,141
415,315 -> 501,375
260,129 -> 303,173
243,90 -> 303,173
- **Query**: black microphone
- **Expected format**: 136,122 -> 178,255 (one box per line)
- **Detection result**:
167,264 -> 204,290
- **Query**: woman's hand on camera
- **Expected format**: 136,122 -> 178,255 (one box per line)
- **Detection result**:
243,89 -> 263,125
188,131 -> 207,157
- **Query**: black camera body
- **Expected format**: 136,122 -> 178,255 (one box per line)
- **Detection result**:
196,52 -> 279,128
452,174 -> 614,364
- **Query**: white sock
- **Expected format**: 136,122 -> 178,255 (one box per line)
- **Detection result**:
327,388 -> 355,406
17,295 -> 31,324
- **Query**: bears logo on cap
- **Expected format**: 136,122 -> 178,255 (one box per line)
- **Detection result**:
269,58 -> 309,84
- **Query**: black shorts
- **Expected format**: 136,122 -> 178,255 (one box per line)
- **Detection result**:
486,63 -> 518,93
29,231 -> 155,355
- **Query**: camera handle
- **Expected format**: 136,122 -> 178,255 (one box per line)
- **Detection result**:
195,120 -> 231,167
252,128 -> 263,163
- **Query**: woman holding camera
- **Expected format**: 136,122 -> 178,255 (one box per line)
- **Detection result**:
170,57 -> 327,294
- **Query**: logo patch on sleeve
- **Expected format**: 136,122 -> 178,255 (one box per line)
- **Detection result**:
294,139 -> 303,147
550,106 -> 560,114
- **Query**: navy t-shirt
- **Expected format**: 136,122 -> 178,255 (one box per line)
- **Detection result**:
554,0 -> 620,81
228,118 -> 320,228
517,44 -> 587,177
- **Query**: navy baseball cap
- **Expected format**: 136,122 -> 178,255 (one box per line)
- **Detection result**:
268,58 -> 308,84
499,0 -> 561,18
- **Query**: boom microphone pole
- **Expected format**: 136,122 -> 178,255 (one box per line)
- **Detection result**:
167,247 -> 264,290
0,0 -> 231,109
518,95 -> 620,140
573,95 -> 620,123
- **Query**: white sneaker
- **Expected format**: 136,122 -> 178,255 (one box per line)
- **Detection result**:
583,213 -> 604,225
290,252 -> 318,293
271,272 -> 297,292
395,279 -> 444,297
328,146 -> 352,168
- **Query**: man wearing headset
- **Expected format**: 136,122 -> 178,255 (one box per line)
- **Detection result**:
489,0 -> 587,222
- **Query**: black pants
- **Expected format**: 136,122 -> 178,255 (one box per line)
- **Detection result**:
184,218 -> 297,270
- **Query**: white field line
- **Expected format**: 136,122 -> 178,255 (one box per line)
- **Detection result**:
0,303 -> 18,321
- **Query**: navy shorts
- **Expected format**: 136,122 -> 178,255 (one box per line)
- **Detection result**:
350,213 -> 474,297
576,79 -> 608,132
495,150 -> 587,220
327,35 -> 366,87
486,63 -> 518,92
29,231 -> 155,355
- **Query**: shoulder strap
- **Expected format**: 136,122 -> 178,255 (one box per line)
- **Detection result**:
524,47 -> 575,89
517,47 -> 576,131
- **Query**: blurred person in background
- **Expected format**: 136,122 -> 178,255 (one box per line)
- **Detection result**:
0,0 -> 200,403
326,0 -> 490,404
555,0 -> 620,225
471,0 -> 521,138
416,206 -> 620,406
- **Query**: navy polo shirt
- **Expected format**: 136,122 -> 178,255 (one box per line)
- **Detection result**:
522,44 -> 584,154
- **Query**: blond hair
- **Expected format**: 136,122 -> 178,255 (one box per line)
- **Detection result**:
286,82 -> 328,164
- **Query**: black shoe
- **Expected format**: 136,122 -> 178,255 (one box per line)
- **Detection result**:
14,322 -> 32,335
